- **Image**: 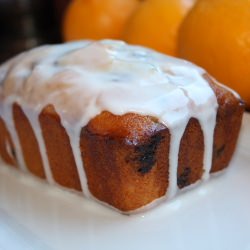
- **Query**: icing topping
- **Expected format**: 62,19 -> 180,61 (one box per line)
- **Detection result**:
0,40 -> 217,127
0,40 -> 219,212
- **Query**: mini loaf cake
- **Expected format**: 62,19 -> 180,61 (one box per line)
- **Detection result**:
0,40 -> 244,213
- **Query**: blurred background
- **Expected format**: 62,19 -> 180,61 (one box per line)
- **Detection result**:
0,0 -> 70,63
0,0 -> 249,109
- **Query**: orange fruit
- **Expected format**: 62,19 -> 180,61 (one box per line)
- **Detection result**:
123,0 -> 196,56
63,0 -> 139,41
178,0 -> 250,108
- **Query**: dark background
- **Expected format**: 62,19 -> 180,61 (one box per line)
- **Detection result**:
0,0 -> 70,63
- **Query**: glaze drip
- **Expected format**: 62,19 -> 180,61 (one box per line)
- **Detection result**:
22,107 -> 54,184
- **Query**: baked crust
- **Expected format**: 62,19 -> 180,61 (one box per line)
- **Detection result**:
13,103 -> 45,178
0,117 -> 16,166
207,76 -> 245,173
39,105 -> 82,191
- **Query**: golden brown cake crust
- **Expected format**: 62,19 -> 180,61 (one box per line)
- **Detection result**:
81,113 -> 169,211
177,118 -> 204,189
207,76 -> 245,173
0,117 -> 16,166
13,103 -> 45,178
39,105 -> 82,191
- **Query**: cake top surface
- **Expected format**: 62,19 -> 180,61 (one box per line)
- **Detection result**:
0,40 -> 217,128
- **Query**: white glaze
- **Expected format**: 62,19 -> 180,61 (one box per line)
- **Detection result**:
199,111 -> 217,180
61,121 -> 90,198
5,133 -> 13,159
167,123 -> 188,199
22,107 -> 54,184
0,40 -> 222,212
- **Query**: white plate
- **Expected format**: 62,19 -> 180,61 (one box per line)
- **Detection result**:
0,113 -> 249,250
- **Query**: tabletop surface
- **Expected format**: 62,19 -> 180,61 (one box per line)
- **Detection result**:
0,113 -> 249,250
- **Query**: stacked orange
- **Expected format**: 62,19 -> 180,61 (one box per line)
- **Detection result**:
63,0 -> 196,56
178,0 -> 250,108
63,0 -> 139,41
123,0 -> 195,56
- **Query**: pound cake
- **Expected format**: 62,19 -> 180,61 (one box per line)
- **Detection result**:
0,40 -> 244,213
